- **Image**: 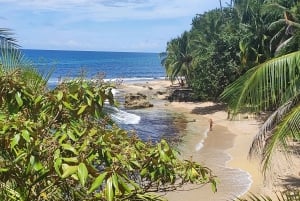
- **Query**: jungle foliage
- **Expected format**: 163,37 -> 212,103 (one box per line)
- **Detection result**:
162,0 -> 300,101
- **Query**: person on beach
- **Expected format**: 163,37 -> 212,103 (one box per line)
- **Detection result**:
209,118 -> 213,131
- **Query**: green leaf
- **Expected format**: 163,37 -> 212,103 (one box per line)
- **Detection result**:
56,91 -> 63,101
140,168 -> 148,176
0,168 -> 9,172
106,177 -> 114,201
67,130 -> 77,142
118,175 -> 132,193
10,134 -> 20,148
86,97 -> 92,106
34,95 -> 43,104
61,144 -> 78,155
88,172 -> 108,193
112,173 -> 120,193
21,130 -> 30,142
77,105 -> 87,115
61,164 -> 78,178
62,101 -> 74,110
33,161 -> 43,172
62,157 -> 78,163
13,152 -> 27,163
86,89 -> 94,98
211,179 -> 217,193
88,128 -> 97,137
54,158 -> 62,176
15,92 -> 23,107
77,163 -> 88,187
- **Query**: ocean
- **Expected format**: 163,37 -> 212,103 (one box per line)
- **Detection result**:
22,49 -> 165,86
22,49 -> 183,142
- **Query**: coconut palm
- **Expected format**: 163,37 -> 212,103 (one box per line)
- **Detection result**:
162,31 -> 193,86
0,28 -> 50,90
220,51 -> 300,174
233,0 -> 273,67
264,0 -> 300,56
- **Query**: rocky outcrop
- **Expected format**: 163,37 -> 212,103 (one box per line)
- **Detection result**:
168,88 -> 196,102
124,93 -> 154,109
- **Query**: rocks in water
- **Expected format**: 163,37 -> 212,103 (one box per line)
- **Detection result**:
124,92 -> 154,109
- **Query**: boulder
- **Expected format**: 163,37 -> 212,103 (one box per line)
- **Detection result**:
124,93 -> 154,109
168,88 -> 196,102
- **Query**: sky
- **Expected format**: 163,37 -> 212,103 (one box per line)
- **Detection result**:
0,0 -> 228,53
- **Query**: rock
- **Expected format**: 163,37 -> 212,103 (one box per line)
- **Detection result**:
124,92 -> 154,109
168,88 -> 196,102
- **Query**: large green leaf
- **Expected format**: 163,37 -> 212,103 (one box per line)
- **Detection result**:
77,163 -> 88,187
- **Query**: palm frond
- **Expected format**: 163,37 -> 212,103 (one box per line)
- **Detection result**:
0,29 -> 23,71
0,28 -> 52,91
220,51 -> 300,114
261,103 -> 300,172
0,28 -> 19,48
236,189 -> 300,201
249,98 -> 296,155
268,19 -> 286,32
275,37 -> 294,54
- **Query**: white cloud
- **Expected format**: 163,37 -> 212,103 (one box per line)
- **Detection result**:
1,0 -> 224,51
0,0 -> 220,21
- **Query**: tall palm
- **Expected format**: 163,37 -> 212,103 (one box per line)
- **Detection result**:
233,0 -> 273,67
220,51 -> 300,174
162,31 -> 193,86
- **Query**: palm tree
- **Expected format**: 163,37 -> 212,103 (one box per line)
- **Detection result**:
0,28 -> 50,90
162,31 -> 193,86
265,1 -> 300,56
233,0 -> 273,68
220,51 -> 300,174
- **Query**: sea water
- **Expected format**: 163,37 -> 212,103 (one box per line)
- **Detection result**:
23,49 -> 165,86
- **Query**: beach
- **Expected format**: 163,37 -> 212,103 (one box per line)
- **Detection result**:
117,79 -> 300,200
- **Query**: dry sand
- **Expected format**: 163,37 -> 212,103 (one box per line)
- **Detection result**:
117,79 -> 300,200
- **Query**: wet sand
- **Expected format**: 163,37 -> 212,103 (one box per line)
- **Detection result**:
118,79 -> 300,200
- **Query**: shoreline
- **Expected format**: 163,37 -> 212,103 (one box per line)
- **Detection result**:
117,79 -> 299,200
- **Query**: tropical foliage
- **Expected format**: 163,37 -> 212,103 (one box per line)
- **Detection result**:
162,0 -> 300,101
162,0 -> 300,199
0,29 -> 217,200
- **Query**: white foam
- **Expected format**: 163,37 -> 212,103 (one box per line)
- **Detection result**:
104,106 -> 141,125
195,128 -> 210,151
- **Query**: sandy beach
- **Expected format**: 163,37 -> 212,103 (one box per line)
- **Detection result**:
117,79 -> 300,200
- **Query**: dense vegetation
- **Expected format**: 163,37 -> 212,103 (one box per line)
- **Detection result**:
0,30 -> 217,200
163,0 -> 300,200
162,0 -> 300,101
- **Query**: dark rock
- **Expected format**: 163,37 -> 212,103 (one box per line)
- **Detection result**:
168,88 -> 196,102
124,93 -> 154,109
156,91 -> 166,95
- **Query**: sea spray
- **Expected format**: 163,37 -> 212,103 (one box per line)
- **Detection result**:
195,128 -> 210,151
104,106 -> 141,124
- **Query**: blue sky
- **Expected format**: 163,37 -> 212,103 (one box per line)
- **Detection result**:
0,0 -> 228,52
